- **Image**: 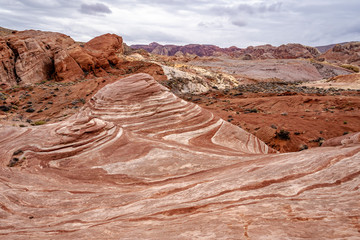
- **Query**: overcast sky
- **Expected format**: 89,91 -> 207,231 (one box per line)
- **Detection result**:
1,0 -> 359,47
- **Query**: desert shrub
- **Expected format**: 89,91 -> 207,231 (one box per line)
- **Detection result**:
0,105 -> 11,112
310,137 -> 325,146
7,158 -> 19,167
244,108 -> 258,113
275,129 -> 290,140
33,120 -> 46,126
299,144 -> 308,151
340,64 -> 359,73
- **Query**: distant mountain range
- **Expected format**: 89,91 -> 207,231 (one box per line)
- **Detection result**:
131,42 -> 321,59
131,41 -> 360,59
1,26 -> 357,57
130,42 -> 242,57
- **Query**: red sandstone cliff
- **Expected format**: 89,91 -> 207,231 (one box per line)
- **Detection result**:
0,30 -> 125,86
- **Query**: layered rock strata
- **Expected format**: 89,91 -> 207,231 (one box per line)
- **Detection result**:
0,30 -> 124,86
0,74 -> 359,239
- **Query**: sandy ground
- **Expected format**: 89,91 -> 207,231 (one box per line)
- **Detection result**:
185,86 -> 360,152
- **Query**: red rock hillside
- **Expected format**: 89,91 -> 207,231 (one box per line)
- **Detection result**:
0,30 -> 165,87
321,42 -> 360,67
131,42 -> 243,57
0,30 -> 123,85
131,42 -> 320,59
0,73 -> 359,239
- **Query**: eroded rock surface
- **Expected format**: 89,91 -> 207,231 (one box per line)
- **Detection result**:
321,42 -> 360,66
0,30 -> 126,85
0,73 -> 359,239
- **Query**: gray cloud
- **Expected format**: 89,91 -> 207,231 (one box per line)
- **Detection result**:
232,20 -> 247,27
213,2 -> 283,16
79,3 -> 112,15
0,0 -> 359,47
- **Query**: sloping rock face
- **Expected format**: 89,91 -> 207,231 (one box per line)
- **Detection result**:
189,58 -> 352,83
0,74 -> 359,239
0,30 -> 125,86
321,42 -> 360,66
322,132 -> 360,147
1,30 -> 72,85
0,26 -> 14,37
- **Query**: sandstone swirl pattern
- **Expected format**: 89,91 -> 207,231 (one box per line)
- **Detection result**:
0,73 -> 359,239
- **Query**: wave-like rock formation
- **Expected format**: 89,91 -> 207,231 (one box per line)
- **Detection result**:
0,74 -> 360,239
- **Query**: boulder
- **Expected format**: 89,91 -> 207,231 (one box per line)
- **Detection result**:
84,33 -> 124,69
54,49 -> 84,82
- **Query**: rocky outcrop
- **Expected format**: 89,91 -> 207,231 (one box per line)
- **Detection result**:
0,30 -> 125,86
1,30 -> 68,85
0,38 -> 17,85
321,42 -> 360,66
54,48 -> 85,81
322,132 -> 360,147
84,33 -> 124,70
242,43 -> 320,60
0,26 -> 14,37
315,42 -> 349,53
0,73 -> 359,239
160,65 -> 241,94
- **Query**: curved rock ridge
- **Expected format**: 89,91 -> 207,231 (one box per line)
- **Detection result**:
87,73 -> 273,155
322,132 -> 360,147
0,74 -> 360,239
0,110 -> 122,168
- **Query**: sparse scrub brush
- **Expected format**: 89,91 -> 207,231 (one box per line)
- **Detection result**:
340,64 -> 359,73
